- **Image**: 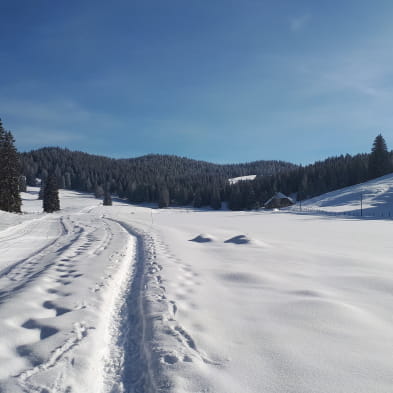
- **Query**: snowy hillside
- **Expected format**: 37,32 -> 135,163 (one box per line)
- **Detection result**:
300,172 -> 393,216
1,187 -> 393,392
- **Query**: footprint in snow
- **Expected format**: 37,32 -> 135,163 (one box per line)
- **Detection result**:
21,319 -> 59,340
42,300 -> 72,316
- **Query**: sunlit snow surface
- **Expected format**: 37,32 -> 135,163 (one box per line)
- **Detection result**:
299,173 -> 393,216
228,175 -> 256,184
1,183 -> 393,392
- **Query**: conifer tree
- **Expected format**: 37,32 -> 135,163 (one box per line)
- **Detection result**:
19,175 -> 27,192
369,134 -> 391,179
228,184 -> 242,210
59,175 -> 66,189
245,183 -> 258,210
64,172 -> 71,189
117,183 -> 125,198
43,174 -> 60,213
158,186 -> 170,208
103,190 -> 112,206
193,189 -> 203,208
210,187 -> 221,210
0,121 -> 22,213
38,180 -> 45,200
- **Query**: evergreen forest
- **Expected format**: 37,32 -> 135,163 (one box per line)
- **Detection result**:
1,116 -> 392,212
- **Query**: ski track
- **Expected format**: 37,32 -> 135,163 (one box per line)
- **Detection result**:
0,217 -> 72,304
0,215 -> 49,244
102,218 -> 157,393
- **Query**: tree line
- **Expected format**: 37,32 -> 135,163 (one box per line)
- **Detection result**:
20,135 -> 392,210
20,148 -> 295,209
1,116 -> 392,213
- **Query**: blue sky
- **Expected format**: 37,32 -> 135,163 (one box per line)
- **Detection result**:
1,1 -> 393,164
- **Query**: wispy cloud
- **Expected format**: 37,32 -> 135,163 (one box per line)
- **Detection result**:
0,98 -> 92,125
295,44 -> 393,101
0,96 -> 126,150
289,14 -> 311,32
15,127 -> 84,146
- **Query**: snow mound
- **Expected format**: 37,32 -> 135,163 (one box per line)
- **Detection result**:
189,234 -> 214,243
224,235 -> 251,244
219,272 -> 262,284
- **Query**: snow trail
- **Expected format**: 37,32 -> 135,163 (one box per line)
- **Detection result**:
0,198 -> 147,392
101,218 -> 157,393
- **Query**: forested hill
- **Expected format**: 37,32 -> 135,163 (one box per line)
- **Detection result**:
20,147 -> 296,206
228,134 -> 393,210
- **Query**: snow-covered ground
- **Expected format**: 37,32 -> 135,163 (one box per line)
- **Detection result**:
299,173 -> 393,216
1,185 -> 393,392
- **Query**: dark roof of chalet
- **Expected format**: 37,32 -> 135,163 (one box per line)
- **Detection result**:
264,192 -> 294,207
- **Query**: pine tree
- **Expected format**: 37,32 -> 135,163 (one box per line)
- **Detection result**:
0,121 -> 22,213
193,189 -> 203,208
117,183 -> 125,198
228,184 -> 242,210
43,174 -> 60,213
210,187 -> 221,210
158,186 -> 170,208
103,190 -> 112,206
369,134 -> 391,179
38,180 -> 45,200
19,175 -> 27,192
59,175 -> 66,189
64,172 -> 71,189
245,183 -> 258,210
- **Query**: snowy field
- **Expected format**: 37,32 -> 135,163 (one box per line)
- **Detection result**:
1,185 -> 393,392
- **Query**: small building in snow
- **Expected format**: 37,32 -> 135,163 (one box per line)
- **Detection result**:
264,192 -> 294,209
